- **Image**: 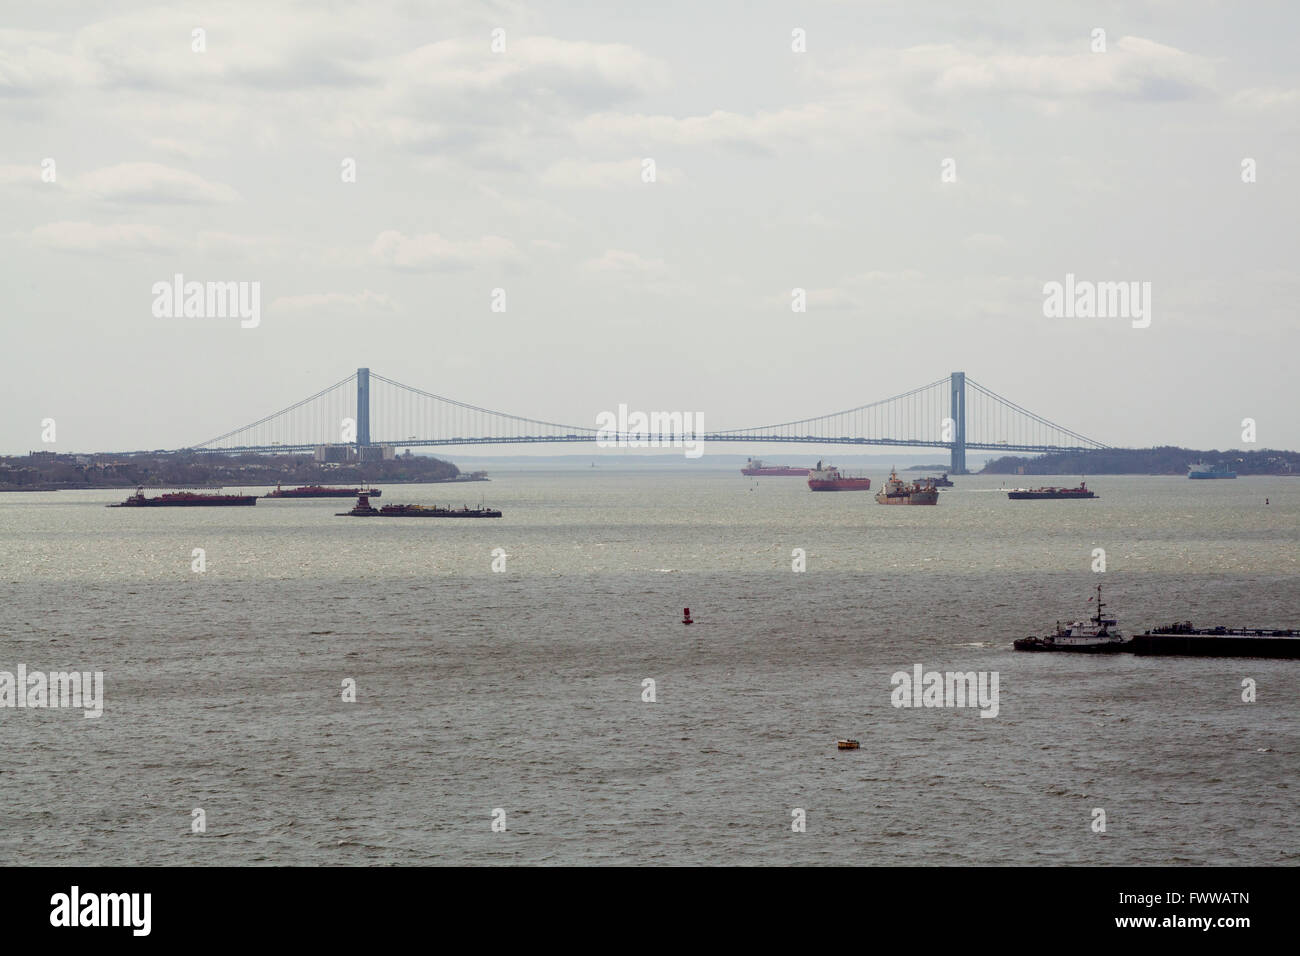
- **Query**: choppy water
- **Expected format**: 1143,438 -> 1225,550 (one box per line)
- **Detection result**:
1,472 -> 1296,864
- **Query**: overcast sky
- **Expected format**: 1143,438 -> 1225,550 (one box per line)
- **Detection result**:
3,0 -> 1297,455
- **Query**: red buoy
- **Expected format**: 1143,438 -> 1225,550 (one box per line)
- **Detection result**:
682,607 -> 693,625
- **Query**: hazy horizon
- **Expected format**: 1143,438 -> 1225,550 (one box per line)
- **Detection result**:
4,1 -> 1297,454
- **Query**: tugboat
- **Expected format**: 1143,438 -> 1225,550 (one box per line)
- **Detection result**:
874,470 -> 939,505
1007,482 -> 1096,500
807,461 -> 872,491
1013,585 -> 1127,652
265,483 -> 381,498
336,493 -> 381,516
108,486 -> 257,507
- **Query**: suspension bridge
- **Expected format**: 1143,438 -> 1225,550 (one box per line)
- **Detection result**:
186,369 -> 1105,473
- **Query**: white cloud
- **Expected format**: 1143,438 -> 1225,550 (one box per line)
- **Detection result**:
0,163 -> 49,188
271,290 -> 398,312
1231,87 -> 1300,111
963,233 -> 1009,249
76,162 -> 239,204
29,221 -> 173,253
541,158 -> 683,189
581,249 -> 669,277
196,232 -> 283,257
370,231 -> 518,271
856,36 -> 1217,104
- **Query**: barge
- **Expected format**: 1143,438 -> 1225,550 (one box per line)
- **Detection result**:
1129,624 -> 1300,658
337,493 -> 501,518
108,486 -> 257,507
265,484 -> 381,498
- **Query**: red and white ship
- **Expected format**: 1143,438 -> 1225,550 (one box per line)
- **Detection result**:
741,457 -> 810,477
807,461 -> 872,491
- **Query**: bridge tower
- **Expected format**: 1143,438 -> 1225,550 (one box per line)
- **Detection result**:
950,371 -> 967,474
356,367 -> 371,447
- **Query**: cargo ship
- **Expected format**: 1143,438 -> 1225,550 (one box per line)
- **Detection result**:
1013,586 -> 1127,652
337,493 -> 501,518
874,470 -> 938,505
1128,624 -> 1300,658
1007,482 -> 1096,500
807,461 -> 871,491
108,486 -> 257,507
741,458 -> 810,477
264,483 -> 381,498
1188,462 -> 1237,479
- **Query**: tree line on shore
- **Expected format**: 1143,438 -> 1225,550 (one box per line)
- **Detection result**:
981,446 -> 1299,476
0,451 -> 461,491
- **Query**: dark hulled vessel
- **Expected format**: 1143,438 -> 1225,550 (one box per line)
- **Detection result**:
1129,624 -> 1300,658
1007,482 -> 1096,500
265,484 -> 381,498
108,486 -> 257,507
337,494 -> 501,518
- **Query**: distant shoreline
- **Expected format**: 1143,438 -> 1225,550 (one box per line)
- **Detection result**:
0,476 -> 490,492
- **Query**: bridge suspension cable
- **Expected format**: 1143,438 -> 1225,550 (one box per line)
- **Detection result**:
192,371 -> 357,450
185,368 -> 1108,463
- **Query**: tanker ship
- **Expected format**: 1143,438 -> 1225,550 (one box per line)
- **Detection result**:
741,457 -> 810,477
108,486 -> 257,507
264,483 -> 382,498
874,470 -> 939,505
1188,462 -> 1237,479
807,461 -> 871,491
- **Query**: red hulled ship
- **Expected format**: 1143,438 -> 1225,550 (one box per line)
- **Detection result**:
807,461 -> 872,491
